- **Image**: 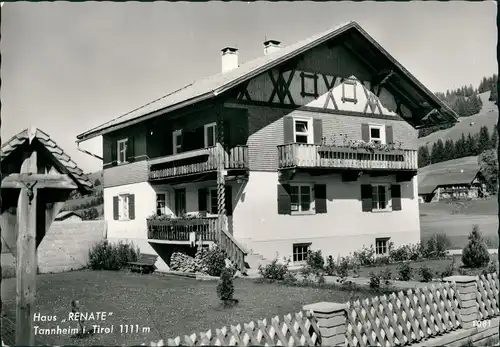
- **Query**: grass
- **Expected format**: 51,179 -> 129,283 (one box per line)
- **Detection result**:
420,198 -> 499,250
1,270 -> 385,346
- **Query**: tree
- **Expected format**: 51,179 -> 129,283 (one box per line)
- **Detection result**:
478,149 -> 498,194
465,133 -> 478,156
443,139 -> 455,161
431,140 -> 445,164
462,225 -> 490,268
477,126 -> 491,154
418,146 -> 430,167
454,133 -> 467,158
94,178 -> 101,187
491,128 -> 498,149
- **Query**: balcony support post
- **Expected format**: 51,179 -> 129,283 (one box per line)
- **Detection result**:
216,108 -> 226,246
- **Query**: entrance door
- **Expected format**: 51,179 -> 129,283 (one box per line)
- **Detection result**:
174,188 -> 186,216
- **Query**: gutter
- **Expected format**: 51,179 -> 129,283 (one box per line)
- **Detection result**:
75,139 -> 103,161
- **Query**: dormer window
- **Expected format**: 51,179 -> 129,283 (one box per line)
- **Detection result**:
369,124 -> 386,144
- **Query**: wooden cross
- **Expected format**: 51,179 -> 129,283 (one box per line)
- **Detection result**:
1,136 -> 78,345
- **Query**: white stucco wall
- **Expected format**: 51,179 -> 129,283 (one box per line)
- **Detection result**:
232,171 -> 420,262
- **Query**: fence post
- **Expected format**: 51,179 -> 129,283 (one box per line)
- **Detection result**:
443,275 -> 478,329
303,301 -> 347,347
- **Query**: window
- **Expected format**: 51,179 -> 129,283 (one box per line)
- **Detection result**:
300,72 -> 319,98
293,118 -> 312,144
375,238 -> 390,256
372,185 -> 390,210
290,184 -> 312,213
172,130 -> 182,154
204,123 -> 217,148
209,188 -> 218,214
118,194 -> 129,220
174,189 -> 186,216
156,193 -> 166,216
117,139 -> 128,164
341,78 -> 357,103
368,125 -> 385,144
293,243 -> 311,263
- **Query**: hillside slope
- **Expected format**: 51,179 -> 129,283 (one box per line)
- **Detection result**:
419,92 -> 498,148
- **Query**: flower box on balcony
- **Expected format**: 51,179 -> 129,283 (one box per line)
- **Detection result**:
147,217 -> 214,227
318,145 -> 405,156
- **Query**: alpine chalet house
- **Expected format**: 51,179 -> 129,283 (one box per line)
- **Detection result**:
77,21 -> 458,273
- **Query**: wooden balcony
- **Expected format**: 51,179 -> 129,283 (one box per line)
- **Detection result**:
147,217 -> 217,242
148,145 -> 248,181
278,143 -> 418,171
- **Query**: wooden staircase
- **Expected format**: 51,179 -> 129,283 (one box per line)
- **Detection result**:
216,227 -> 248,275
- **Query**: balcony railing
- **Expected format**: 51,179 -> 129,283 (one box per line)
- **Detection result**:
149,145 -> 248,181
278,143 -> 418,170
147,217 -> 217,242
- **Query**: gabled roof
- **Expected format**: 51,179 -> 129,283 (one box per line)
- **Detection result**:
77,21 -> 459,142
418,156 -> 480,195
55,211 -> 82,220
1,127 -> 93,193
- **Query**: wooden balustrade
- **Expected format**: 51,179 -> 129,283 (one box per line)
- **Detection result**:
147,217 -> 217,242
149,145 -> 248,181
278,143 -> 418,170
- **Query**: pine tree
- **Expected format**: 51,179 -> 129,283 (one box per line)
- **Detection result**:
418,146 -> 430,167
465,133 -> 477,156
491,128 -> 498,150
443,139 -> 455,161
477,126 -> 491,154
455,133 -> 467,158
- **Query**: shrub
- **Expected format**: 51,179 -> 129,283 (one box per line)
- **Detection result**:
419,265 -> 434,282
397,263 -> 413,281
205,246 -> 227,277
441,258 -> 456,278
216,267 -> 235,301
352,245 -> 375,266
336,257 -> 350,279
306,250 -> 325,271
369,272 -> 381,289
258,258 -> 290,281
325,256 -> 336,276
373,256 -> 391,266
482,261 -> 498,276
87,240 -> 139,270
389,245 -> 410,262
380,268 -> 392,286
424,234 -> 450,258
462,225 -> 490,268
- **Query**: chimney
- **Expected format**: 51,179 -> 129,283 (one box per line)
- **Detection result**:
221,47 -> 239,73
264,39 -> 281,55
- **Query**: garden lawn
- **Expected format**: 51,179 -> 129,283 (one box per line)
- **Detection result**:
356,254 -> 499,281
1,270 -> 383,346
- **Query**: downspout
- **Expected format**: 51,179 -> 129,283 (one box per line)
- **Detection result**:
75,139 -> 103,161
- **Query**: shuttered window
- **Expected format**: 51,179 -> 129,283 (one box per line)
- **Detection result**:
113,194 -> 135,220
277,183 -> 326,215
156,193 -> 166,216
361,184 -> 402,212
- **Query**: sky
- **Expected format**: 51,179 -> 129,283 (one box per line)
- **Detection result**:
1,1 -> 497,173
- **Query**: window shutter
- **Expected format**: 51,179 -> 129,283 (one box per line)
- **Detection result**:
126,137 -> 135,162
111,140 -> 118,166
128,194 -> 135,220
198,188 -> 207,212
391,184 -> 402,211
314,184 -> 327,213
113,196 -> 119,220
385,125 -> 394,145
277,184 -> 291,215
283,116 -> 294,144
313,118 -> 323,145
361,185 -> 373,212
361,124 -> 370,142
225,185 -> 233,216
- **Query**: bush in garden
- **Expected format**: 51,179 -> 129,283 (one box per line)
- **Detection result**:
352,245 -> 375,266
462,225 -> 490,268
216,267 -> 235,302
419,265 -> 434,282
389,245 -> 410,262
88,240 -> 139,270
482,261 -> 498,276
435,234 -> 451,258
205,245 -> 227,277
380,268 -> 392,286
441,258 -> 456,278
306,249 -> 325,271
369,272 -> 381,289
258,258 -> 290,281
336,257 -> 350,279
325,255 -> 336,276
397,263 -> 413,281
373,256 -> 391,266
